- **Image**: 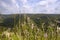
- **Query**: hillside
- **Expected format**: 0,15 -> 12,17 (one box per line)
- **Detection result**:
0,14 -> 60,40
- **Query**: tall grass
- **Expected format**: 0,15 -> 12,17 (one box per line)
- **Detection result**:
0,14 -> 60,40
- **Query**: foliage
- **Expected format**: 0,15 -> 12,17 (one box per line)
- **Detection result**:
0,14 -> 60,40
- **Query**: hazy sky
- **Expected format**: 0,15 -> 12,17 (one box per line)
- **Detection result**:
0,0 -> 60,14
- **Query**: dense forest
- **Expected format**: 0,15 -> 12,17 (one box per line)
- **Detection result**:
0,14 -> 60,40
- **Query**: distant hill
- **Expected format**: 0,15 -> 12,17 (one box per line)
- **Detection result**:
0,14 -> 60,28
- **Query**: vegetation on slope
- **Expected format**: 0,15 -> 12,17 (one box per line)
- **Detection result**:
0,14 -> 60,40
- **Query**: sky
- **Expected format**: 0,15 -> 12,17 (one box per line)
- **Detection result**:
0,0 -> 60,14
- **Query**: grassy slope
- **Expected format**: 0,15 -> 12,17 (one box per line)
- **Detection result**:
0,14 -> 60,40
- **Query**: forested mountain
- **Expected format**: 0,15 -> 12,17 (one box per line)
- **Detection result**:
0,14 -> 60,40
